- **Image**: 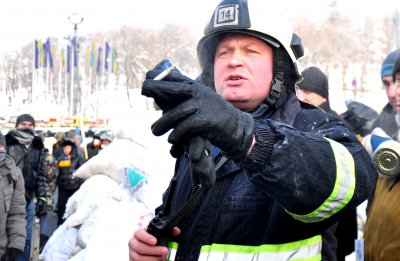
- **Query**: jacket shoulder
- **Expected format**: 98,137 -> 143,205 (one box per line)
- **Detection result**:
32,136 -> 45,150
5,132 -> 19,146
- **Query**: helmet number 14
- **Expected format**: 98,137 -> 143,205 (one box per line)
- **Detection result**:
215,5 -> 238,25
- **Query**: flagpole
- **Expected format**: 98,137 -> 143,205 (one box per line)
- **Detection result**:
70,45 -> 74,116
38,41 -> 43,105
64,47 -> 68,114
68,13 -> 84,116
46,61 -> 50,101
58,49 -> 62,108
32,40 -> 36,105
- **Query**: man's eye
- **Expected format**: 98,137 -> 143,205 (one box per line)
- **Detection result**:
217,50 -> 229,56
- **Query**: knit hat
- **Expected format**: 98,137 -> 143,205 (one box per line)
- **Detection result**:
15,114 -> 35,127
393,53 -> 400,81
381,49 -> 400,78
297,67 -> 329,99
0,133 -> 5,147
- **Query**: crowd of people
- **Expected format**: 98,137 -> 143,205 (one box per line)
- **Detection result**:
0,114 -> 114,260
1,0 -> 400,260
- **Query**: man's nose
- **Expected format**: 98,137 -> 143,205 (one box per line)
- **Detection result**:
228,51 -> 244,67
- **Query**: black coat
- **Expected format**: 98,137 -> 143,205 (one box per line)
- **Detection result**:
5,131 -> 46,202
56,144 -> 85,190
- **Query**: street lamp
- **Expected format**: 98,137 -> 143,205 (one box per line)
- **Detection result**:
68,13 -> 84,31
68,13 -> 84,116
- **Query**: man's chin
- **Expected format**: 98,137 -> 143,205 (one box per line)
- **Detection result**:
228,100 -> 255,112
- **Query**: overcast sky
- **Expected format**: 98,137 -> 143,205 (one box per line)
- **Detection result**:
0,0 -> 399,55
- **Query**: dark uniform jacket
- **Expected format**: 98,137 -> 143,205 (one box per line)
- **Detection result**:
5,132 -> 46,203
319,100 -> 358,260
158,94 -> 376,261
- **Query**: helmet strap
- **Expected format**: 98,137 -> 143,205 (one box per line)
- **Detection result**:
265,72 -> 286,108
265,47 -> 289,109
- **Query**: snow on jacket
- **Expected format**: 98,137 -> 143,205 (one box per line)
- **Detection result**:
0,154 -> 26,256
158,93 -> 377,261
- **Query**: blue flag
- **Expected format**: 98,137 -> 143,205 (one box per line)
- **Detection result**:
105,41 -> 110,71
72,36 -> 78,68
34,40 -> 39,69
96,46 -> 102,75
67,45 -> 71,73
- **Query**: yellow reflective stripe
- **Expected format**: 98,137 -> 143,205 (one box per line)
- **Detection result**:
289,138 -> 356,223
198,235 -> 321,261
167,241 -> 178,261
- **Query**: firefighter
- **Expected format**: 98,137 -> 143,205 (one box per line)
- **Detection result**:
129,0 -> 377,260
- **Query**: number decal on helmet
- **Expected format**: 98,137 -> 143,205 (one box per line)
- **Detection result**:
214,4 -> 239,27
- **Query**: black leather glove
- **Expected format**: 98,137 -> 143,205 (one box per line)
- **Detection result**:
35,197 -> 47,217
186,136 -> 216,187
1,247 -> 22,261
142,61 -> 216,187
142,72 -> 255,159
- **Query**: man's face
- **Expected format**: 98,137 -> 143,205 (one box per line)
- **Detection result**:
214,35 -> 273,112
16,121 -> 34,130
393,73 -> 400,113
298,89 -> 327,107
382,75 -> 396,109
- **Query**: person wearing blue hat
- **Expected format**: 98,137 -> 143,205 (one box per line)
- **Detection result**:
363,53 -> 400,260
372,49 -> 400,140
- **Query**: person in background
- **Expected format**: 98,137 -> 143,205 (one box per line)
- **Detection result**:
86,133 -> 102,159
39,147 -> 59,249
297,66 -> 357,260
73,135 -> 85,158
52,132 -> 65,160
56,139 -> 85,225
5,114 -> 47,261
128,0 -> 376,260
66,129 -> 76,141
0,132 -> 26,261
297,66 -> 351,129
100,132 -> 113,149
372,49 -> 400,140
363,52 -> 400,260
340,100 -> 378,139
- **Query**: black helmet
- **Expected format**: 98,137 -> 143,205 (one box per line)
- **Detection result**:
197,0 -> 304,108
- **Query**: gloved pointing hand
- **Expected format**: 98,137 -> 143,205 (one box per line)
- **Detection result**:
142,69 -> 195,112
142,73 -> 255,159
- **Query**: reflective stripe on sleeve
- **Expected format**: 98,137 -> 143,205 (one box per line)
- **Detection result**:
198,235 -> 321,261
288,137 -> 356,223
167,241 -> 178,261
